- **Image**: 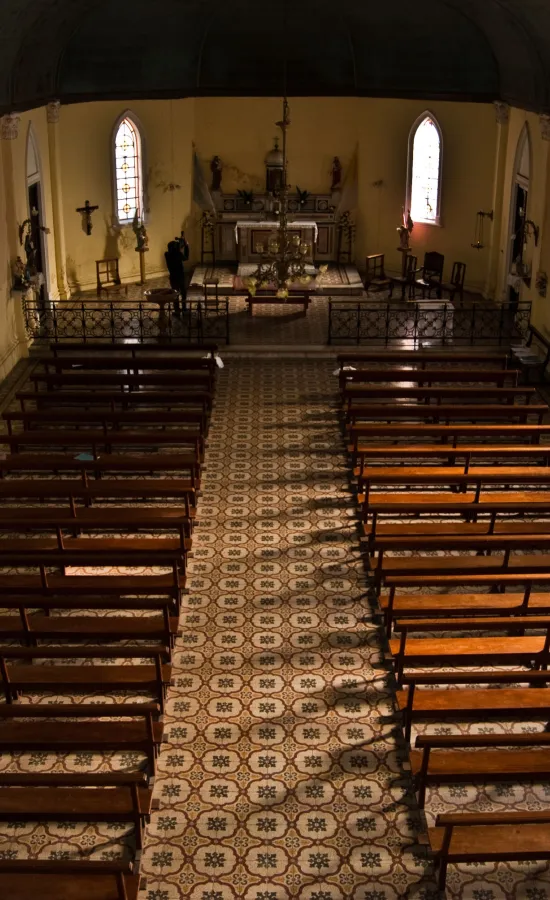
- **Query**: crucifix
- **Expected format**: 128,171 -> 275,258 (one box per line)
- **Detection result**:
76,200 -> 99,235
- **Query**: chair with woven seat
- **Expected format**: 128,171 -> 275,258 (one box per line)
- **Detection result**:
365,254 -> 391,294
441,262 -> 466,304
96,258 -> 128,297
414,251 -> 444,299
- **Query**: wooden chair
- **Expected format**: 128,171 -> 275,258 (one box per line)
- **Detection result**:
413,251 -> 444,298
388,254 -> 418,300
364,254 -> 391,293
95,258 -> 128,297
441,261 -> 466,303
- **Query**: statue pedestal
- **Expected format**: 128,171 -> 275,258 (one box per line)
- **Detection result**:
136,249 -> 148,285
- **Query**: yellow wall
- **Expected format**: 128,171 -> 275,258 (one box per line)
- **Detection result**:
494,108 -> 550,331
355,99 -> 498,294
58,99 -> 195,291
0,106 -> 59,378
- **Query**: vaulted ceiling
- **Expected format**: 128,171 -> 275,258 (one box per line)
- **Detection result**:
2,0 -> 550,114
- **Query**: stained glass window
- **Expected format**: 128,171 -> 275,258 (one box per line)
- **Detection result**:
114,116 -> 142,223
409,116 -> 442,224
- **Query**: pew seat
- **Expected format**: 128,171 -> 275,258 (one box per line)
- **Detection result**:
429,811 -> 550,889
0,703 -> 163,771
0,773 -> 154,848
411,732 -> 550,807
0,860 -> 140,900
396,671 -> 550,741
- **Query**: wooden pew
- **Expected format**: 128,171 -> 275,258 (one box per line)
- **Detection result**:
49,339 -> 218,358
17,388 -> 212,415
354,444 -> 550,481
359,467 -> 550,508
0,506 -> 193,543
0,597 -> 180,647
342,368 -> 520,394
346,402 -> 547,425
372,533 -> 550,584
0,428 -> 203,459
0,859 -> 141,900
0,569 -> 181,606
0,645 -> 171,709
429,811 -> 550,891
0,479 -> 198,509
337,350 -> 510,370
411,732 -> 550,808
30,371 -> 214,392
363,495 -> 550,548
0,701 -> 163,774
0,453 -> 200,492
0,772 -> 154,848
397,670 -> 550,742
389,615 -> 550,685
381,565 -> 550,635
343,384 -> 536,405
5,407 -> 207,436
348,424 -> 550,463
36,353 -> 215,375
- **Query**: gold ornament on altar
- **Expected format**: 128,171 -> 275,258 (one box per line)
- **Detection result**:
244,96 -> 315,295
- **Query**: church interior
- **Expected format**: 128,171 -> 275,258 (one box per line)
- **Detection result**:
2,2 -> 550,899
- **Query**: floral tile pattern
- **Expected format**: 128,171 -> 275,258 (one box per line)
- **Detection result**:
0,357 -> 549,900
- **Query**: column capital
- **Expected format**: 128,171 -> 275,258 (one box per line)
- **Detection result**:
1,113 -> 20,140
46,100 -> 61,124
494,101 -> 510,126
540,114 -> 550,141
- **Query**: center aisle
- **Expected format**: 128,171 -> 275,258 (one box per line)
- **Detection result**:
141,359 -> 432,900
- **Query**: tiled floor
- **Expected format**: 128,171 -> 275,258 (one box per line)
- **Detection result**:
140,358 -> 436,900
1,357 -> 550,899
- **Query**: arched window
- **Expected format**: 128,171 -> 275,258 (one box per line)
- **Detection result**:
407,113 -> 442,225
113,114 -> 143,223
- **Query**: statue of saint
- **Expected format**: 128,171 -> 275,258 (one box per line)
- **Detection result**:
210,156 -> 222,192
331,157 -> 342,192
135,223 -> 149,252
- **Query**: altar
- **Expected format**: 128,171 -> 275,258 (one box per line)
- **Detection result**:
235,220 -> 318,264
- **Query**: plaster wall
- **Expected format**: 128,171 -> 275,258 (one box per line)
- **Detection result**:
58,99 -> 195,291
494,108 -> 550,332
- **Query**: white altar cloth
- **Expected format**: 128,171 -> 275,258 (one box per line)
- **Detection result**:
235,220 -> 318,244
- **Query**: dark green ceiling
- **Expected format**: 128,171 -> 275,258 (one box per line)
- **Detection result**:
2,0 -> 550,113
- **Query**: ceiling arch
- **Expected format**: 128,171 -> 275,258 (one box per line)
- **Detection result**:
1,0 -> 550,113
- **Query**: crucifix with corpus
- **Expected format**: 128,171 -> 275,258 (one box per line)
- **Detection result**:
76,200 -> 99,235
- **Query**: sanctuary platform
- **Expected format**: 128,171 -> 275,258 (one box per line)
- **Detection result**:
189,262 -> 364,296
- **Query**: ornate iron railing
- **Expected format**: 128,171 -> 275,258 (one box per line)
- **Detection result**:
327,299 -> 532,346
22,297 -> 231,344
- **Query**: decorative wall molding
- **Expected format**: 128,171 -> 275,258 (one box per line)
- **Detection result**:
494,102 -> 510,126
540,114 -> 550,141
46,100 -> 61,124
1,113 -> 20,140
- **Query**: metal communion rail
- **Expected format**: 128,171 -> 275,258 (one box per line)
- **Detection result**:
327,299 -> 532,346
23,297 -> 231,345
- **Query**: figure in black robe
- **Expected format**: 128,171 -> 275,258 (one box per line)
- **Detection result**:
164,233 -> 190,314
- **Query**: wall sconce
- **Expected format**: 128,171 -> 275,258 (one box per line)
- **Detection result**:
471,210 -> 494,250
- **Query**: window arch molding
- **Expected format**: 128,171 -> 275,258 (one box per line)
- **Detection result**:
111,110 -> 147,225
406,111 -> 443,227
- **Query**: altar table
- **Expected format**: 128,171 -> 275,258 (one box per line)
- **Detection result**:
235,220 -> 318,264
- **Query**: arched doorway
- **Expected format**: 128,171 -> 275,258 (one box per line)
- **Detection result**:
26,125 -> 50,308
507,124 -> 530,306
